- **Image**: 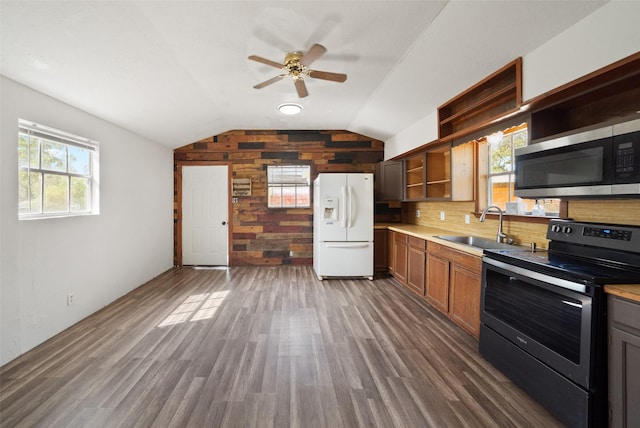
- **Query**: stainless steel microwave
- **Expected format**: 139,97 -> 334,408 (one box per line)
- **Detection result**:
515,118 -> 640,198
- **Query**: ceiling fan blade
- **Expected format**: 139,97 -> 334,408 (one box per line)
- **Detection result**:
300,44 -> 327,67
253,75 -> 286,89
248,55 -> 284,69
308,69 -> 347,83
294,79 -> 309,98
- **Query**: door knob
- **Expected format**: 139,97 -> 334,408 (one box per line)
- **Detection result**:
222,221 -> 227,226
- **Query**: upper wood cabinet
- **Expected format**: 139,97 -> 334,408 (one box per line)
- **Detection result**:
528,52 -> 640,142
404,154 -> 425,201
403,141 -> 475,201
438,58 -> 522,142
375,160 -> 403,202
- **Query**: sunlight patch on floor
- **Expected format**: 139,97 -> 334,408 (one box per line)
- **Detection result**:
158,290 -> 230,327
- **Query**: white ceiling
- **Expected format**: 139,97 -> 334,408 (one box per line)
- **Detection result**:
1,1 -> 607,149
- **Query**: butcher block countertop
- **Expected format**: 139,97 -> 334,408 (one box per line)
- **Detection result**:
605,284 -> 640,303
376,224 -> 640,303
375,223 -> 487,257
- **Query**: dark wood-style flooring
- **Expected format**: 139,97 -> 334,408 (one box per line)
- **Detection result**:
0,266 -> 564,427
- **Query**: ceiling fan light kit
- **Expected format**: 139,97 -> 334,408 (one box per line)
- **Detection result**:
249,44 -> 347,98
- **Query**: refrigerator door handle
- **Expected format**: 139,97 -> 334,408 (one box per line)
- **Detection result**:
325,243 -> 370,249
349,186 -> 356,229
347,185 -> 353,229
341,186 -> 347,228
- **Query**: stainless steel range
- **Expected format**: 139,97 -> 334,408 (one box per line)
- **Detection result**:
480,219 -> 640,428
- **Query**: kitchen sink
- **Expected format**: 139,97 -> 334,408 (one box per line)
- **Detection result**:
434,235 -> 519,250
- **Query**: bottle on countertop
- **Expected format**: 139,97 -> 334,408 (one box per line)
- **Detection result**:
532,199 -> 545,217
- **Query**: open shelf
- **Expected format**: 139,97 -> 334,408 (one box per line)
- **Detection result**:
404,154 -> 425,200
438,58 -> 522,141
528,52 -> 640,141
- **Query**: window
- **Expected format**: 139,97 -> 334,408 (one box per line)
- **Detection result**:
267,165 -> 310,208
487,123 -> 528,210
18,119 -> 99,219
479,120 -> 560,217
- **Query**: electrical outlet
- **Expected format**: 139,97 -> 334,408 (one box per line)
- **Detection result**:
67,293 -> 74,306
440,211 -> 446,221
465,214 -> 470,224
416,210 -> 420,218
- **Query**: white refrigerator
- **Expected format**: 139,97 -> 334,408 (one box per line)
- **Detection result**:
313,173 -> 374,280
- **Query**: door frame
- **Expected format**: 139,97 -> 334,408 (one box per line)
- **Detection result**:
175,161 -> 232,267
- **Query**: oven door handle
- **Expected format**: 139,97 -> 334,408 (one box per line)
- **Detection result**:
483,257 -> 587,293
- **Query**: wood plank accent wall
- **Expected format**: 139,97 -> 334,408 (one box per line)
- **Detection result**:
174,130 -> 385,266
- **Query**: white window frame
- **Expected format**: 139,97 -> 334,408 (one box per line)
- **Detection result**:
266,164 -> 311,209
18,119 -> 100,219
486,124 -> 528,209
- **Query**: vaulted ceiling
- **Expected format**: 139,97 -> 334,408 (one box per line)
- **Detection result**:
1,1 -> 607,148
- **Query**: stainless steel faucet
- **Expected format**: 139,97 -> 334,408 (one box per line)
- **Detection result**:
479,205 -> 508,243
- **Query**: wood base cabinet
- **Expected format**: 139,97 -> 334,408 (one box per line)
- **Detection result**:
449,263 -> 481,337
426,242 -> 481,338
425,252 -> 449,313
609,295 -> 640,428
391,232 -> 408,284
374,229 -> 389,275
407,236 -> 426,296
389,231 -> 427,297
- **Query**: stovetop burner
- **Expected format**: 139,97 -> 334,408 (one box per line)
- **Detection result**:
483,219 -> 640,285
485,248 -> 640,284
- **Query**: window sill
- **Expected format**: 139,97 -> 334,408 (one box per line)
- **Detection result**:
19,212 -> 98,221
471,212 -> 561,224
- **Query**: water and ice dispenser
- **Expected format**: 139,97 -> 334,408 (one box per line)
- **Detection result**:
322,196 -> 339,224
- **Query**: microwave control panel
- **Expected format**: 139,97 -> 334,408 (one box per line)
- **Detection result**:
614,130 -> 640,183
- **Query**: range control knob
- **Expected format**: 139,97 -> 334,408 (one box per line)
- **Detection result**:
551,224 -> 562,233
562,226 -> 573,234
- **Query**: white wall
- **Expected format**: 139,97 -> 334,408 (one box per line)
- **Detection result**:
385,1 -> 640,158
0,77 -> 174,366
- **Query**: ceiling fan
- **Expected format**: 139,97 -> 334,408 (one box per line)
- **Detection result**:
248,44 -> 347,98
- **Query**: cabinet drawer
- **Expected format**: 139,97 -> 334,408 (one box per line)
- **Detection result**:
394,232 -> 408,244
428,242 -> 482,271
408,236 -> 426,251
610,296 -> 640,331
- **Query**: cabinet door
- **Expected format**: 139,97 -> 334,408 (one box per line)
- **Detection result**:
451,141 -> 475,201
393,233 -> 408,284
426,252 -> 449,313
376,161 -> 403,201
388,231 -> 395,274
374,229 -> 389,274
609,296 -> 640,428
449,264 -> 481,338
609,326 -> 640,428
407,246 -> 426,296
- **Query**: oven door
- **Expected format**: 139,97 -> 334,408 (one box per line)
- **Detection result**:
481,257 -> 596,389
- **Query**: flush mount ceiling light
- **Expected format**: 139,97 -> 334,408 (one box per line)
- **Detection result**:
278,103 -> 303,115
